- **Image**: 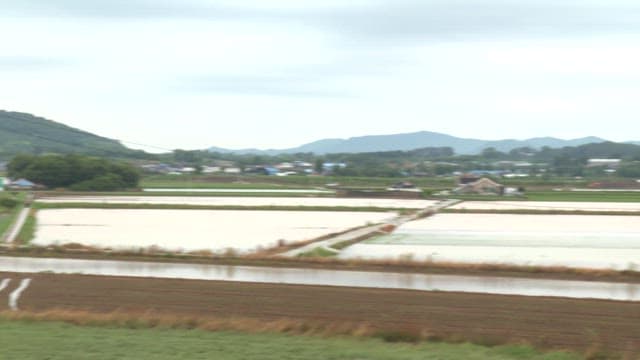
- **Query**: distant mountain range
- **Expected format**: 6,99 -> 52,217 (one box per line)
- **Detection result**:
1,110 -> 634,159
0,110 -> 143,160
209,131 -> 609,155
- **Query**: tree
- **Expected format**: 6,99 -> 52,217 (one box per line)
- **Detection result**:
480,147 -> 505,159
7,154 -> 140,190
314,158 -> 324,174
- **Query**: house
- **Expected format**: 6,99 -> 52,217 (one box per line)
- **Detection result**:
387,181 -> 421,193
223,167 -> 242,174
454,177 -> 504,195
587,159 -> 621,168
201,166 -> 221,174
180,167 -> 196,173
8,178 -> 38,190
457,174 -> 481,185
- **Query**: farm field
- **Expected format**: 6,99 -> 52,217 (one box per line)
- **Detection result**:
143,188 -> 334,194
449,201 -> 640,212
140,174 -> 454,189
32,209 -> 391,253
524,191 -> 640,202
36,195 -> 437,209
1,272 -> 638,355
0,320 -> 578,360
339,214 -> 640,270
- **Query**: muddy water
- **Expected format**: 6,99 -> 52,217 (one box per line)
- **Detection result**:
1,256 -> 639,301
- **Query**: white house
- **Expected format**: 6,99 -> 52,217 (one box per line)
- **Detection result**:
587,159 -> 621,168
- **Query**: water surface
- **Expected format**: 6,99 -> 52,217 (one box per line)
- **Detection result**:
1,256 -> 638,302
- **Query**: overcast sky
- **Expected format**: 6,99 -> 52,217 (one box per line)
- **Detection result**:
2,0 -> 640,151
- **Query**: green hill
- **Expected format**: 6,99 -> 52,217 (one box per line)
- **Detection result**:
0,110 -> 147,160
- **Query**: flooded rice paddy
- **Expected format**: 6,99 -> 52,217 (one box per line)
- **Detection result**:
37,196 -> 437,209
32,209 -> 392,253
450,201 -> 640,212
339,213 -> 640,270
2,256 -> 639,301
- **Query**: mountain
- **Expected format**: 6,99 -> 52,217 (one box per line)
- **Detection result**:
208,131 -> 608,155
0,110 -> 145,160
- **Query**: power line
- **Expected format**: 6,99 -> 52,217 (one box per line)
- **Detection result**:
0,111 -> 173,155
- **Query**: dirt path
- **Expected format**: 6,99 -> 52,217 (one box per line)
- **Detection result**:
283,199 -> 462,257
2,271 -> 639,354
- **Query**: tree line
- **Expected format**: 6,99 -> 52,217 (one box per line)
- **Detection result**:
8,154 -> 140,190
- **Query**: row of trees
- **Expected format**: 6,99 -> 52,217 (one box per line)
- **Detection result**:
167,143 -> 640,178
8,154 -> 140,190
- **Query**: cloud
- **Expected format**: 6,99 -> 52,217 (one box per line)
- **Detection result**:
179,53 -> 410,98
0,0 -> 233,19
183,73 -> 351,98
0,56 -> 69,70
2,0 -> 640,42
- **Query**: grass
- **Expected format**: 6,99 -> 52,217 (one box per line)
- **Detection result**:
0,213 -> 11,236
14,208 -> 36,244
32,202 -> 405,213
0,316 -> 580,360
524,191 -> 640,202
0,193 -> 25,238
40,190 -> 338,197
141,180 -> 316,189
141,174 -> 455,189
441,209 -> 640,216
297,247 -> 338,258
433,191 -> 640,203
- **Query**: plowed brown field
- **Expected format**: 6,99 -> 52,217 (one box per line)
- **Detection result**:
1,272 -> 639,354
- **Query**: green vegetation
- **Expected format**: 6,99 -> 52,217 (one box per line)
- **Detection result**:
0,319 -> 578,360
442,209 -> 640,216
297,247 -> 338,258
141,176 -> 319,189
142,174 -> 453,190
168,141 -> 640,179
8,154 -> 140,190
33,202 -> 403,213
0,110 -> 147,160
436,190 -> 640,202
525,191 -> 640,202
46,190 -> 335,198
14,209 -> 36,244
0,192 -> 25,237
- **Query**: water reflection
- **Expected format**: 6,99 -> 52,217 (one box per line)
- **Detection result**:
0,256 -> 638,302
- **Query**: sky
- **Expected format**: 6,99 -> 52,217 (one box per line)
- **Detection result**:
1,0 -> 640,152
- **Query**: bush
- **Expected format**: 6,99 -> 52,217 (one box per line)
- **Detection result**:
0,197 -> 19,209
69,174 -> 127,191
